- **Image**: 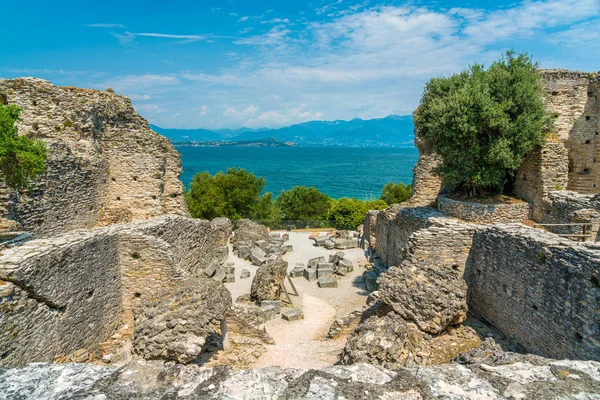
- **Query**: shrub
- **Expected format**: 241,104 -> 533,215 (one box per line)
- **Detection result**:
106,87 -> 115,93
380,182 -> 412,205
0,104 -> 48,189
327,198 -> 369,230
274,186 -> 332,221
186,167 -> 274,220
414,51 -> 554,196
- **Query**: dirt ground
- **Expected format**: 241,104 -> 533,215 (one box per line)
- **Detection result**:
222,231 -> 369,369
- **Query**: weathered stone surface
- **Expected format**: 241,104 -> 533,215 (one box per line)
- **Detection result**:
259,305 -> 278,322
363,270 -> 379,291
307,256 -> 325,269
333,238 -> 358,249
133,278 -> 231,364
323,240 -> 335,249
328,251 -> 345,265
213,266 -> 227,282
378,223 -> 476,335
289,266 -> 304,278
437,195 -> 531,224
314,236 -> 328,246
337,258 -> 353,275
361,210 -> 379,249
250,257 -> 288,301
317,265 -> 334,279
233,219 -> 269,249
318,276 -> 338,288
237,245 -> 251,260
240,269 -> 251,279
224,273 -> 235,283
261,300 -> 281,314
250,246 -> 267,266
282,308 -> 304,321
3,357 -> 600,399
0,215 -> 231,367
0,78 -> 188,237
303,268 -> 316,282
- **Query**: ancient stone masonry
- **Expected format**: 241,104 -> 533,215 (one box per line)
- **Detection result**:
408,135 -> 443,207
0,78 -> 188,237
364,204 -> 600,364
0,215 -> 230,367
467,224 -> 600,361
4,355 -> 600,399
536,191 -> 600,239
437,195 -> 531,224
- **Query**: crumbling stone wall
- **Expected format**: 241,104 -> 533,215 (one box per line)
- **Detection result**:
0,215 -> 229,367
0,78 -> 188,237
436,195 -> 531,223
514,141 -> 569,220
408,136 -> 443,207
467,224 -> 600,361
374,205 -> 451,267
533,191 -> 600,240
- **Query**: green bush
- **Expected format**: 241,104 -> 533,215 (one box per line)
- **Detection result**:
380,182 -> 412,205
327,198 -> 369,230
0,104 -> 47,189
414,51 -> 554,196
185,167 -> 276,220
274,186 -> 332,220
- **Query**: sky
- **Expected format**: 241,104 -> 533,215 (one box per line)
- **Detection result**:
1,0 -> 599,129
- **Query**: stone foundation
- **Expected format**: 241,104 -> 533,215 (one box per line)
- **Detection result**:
436,195 -> 531,224
0,215 -> 230,367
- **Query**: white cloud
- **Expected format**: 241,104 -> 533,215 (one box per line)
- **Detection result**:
200,105 -> 208,115
134,32 -> 205,41
238,16 -> 250,22
316,0 -> 344,16
86,23 -> 126,28
89,0 -> 600,128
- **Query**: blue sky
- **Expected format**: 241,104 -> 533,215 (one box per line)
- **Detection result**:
1,0 -> 599,129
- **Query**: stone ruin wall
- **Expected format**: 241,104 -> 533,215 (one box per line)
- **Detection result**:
370,207 -> 600,361
467,224 -> 600,361
0,78 -> 188,237
408,70 -> 600,221
436,195 -> 531,223
0,215 -> 231,368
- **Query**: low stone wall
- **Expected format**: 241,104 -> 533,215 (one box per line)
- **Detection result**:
536,191 -> 600,240
467,224 -> 600,361
0,215 -> 229,367
437,195 -> 531,223
374,205 -> 451,267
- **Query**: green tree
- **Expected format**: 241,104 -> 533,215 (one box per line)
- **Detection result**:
414,51 -> 554,196
0,104 -> 47,190
274,186 -> 332,221
366,199 -> 389,210
327,198 -> 369,230
186,167 -> 274,220
380,182 -> 412,205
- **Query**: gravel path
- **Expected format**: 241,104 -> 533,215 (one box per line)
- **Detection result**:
223,231 -> 369,369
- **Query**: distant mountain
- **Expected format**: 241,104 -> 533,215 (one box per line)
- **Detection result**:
151,115 -> 415,147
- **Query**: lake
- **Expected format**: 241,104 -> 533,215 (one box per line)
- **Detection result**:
177,146 -> 419,200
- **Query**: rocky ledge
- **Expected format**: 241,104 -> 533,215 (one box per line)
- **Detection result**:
1,354 -> 599,399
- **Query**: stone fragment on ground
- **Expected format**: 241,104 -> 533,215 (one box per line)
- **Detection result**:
282,308 -> 304,321
336,258 -> 354,275
318,276 -> 338,288
260,300 -> 281,314
250,256 -> 288,301
289,266 -> 304,278
240,269 -> 251,279
308,256 -> 325,269
250,246 -> 267,266
364,270 -> 378,291
303,267 -> 316,282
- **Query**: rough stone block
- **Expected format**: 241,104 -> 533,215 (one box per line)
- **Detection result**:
364,270 -> 378,291
337,258 -> 354,275
226,266 -> 235,274
303,268 -> 317,282
283,244 -> 293,252
226,262 -> 235,267
329,251 -> 345,265
250,246 -> 267,266
224,273 -> 235,283
282,233 -> 290,241
213,267 -> 226,282
324,240 -> 336,249
282,308 -> 304,321
240,269 -> 251,279
318,276 -> 338,288
237,245 -> 251,260
259,305 -> 278,322
317,267 -> 334,280
261,300 -> 281,314
269,233 -> 281,239
308,256 -> 326,269
333,238 -> 358,250
290,267 -> 304,278
314,236 -> 328,246
203,263 -> 218,278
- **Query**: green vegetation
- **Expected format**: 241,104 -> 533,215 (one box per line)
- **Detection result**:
414,51 -> 554,196
0,104 -> 47,190
186,167 -> 275,220
380,182 -> 412,204
185,168 -> 411,228
275,186 -> 332,220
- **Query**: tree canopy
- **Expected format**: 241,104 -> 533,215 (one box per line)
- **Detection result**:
274,185 -> 332,221
414,51 -> 554,196
0,104 -> 47,190
380,182 -> 412,204
185,167 -> 274,220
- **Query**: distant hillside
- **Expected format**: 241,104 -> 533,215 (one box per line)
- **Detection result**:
151,115 -> 415,147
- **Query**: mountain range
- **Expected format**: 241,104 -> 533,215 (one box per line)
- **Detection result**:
150,115 -> 415,147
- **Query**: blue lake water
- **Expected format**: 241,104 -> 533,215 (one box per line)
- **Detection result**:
177,146 -> 419,200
